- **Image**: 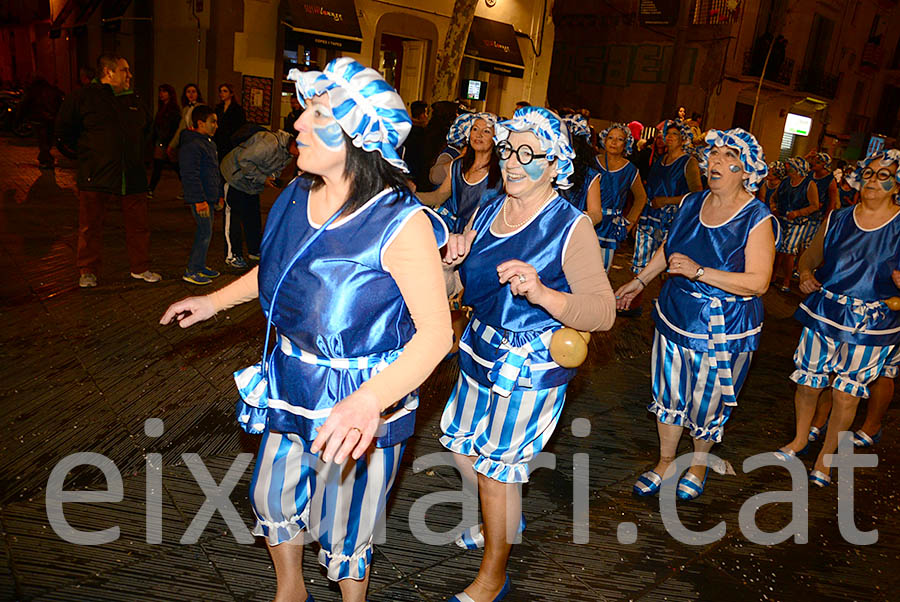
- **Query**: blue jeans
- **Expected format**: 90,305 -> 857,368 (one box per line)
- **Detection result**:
187,204 -> 214,273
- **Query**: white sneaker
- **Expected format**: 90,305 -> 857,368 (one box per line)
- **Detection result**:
79,273 -> 97,288
131,270 -> 162,283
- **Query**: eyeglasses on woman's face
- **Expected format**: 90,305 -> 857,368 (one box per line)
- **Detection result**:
861,167 -> 895,182
496,140 -> 547,165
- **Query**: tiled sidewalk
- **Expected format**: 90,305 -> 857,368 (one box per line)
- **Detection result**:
0,135 -> 897,601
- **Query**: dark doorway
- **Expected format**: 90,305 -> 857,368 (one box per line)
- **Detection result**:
732,102 -> 753,130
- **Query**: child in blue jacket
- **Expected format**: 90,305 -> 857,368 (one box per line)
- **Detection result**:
178,105 -> 223,284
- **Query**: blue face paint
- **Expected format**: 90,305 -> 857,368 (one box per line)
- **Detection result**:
499,158 -> 507,170
314,122 -> 344,150
522,160 -> 545,181
881,179 -> 897,192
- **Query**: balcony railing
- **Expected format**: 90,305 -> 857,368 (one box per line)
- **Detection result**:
742,50 -> 793,86
796,69 -> 839,99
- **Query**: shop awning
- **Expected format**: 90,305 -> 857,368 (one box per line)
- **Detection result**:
464,17 -> 525,79
285,0 -> 363,53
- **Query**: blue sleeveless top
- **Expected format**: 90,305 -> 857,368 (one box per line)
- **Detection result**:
838,185 -> 856,208
459,192 -> 585,389
561,164 -> 601,212
642,153 -> 692,229
809,174 -> 833,220
257,178 -> 448,442
654,191 -> 779,353
775,177 -> 811,216
760,181 -> 779,205
439,145 -> 462,162
438,158 -> 503,233
795,206 -> 900,346
594,157 -> 639,248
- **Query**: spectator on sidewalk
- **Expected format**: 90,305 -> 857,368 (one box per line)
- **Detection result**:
213,82 -> 246,161
147,83 -> 181,198
179,105 -> 224,285
17,74 -> 64,169
56,53 -> 159,288
219,128 -> 298,269
167,83 -> 204,166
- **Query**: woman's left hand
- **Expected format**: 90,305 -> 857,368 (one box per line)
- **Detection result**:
310,388 -> 382,463
497,259 -> 546,305
667,252 -> 701,279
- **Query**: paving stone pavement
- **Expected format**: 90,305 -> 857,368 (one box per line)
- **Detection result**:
0,134 -> 898,601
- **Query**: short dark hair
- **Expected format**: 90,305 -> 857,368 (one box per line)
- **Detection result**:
191,105 -> 215,128
305,131 -> 409,215
411,101 -> 428,119
515,100 -> 531,108
96,53 -> 122,77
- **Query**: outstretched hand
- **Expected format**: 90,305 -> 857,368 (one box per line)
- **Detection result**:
615,279 -> 644,310
442,230 -> 477,268
160,296 -> 217,328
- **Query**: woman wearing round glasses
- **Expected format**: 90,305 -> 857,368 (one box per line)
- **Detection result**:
440,106 -> 616,601
161,58 -> 452,602
777,149 -> 900,487
418,112 -> 503,233
616,129 -> 777,501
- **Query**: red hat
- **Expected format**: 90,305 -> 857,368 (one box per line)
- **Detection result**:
627,121 -> 644,140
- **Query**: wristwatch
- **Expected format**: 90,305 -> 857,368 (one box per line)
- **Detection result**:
692,267 -> 705,282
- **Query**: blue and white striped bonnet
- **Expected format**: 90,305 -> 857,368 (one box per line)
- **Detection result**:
786,156 -> 810,176
660,119 -> 694,151
446,112 -> 497,147
562,114 -> 591,141
845,149 -> 900,191
288,58 -> 411,172
815,152 -> 832,167
700,128 -> 768,192
768,160 -> 787,179
494,106 -> 575,190
598,123 -> 635,155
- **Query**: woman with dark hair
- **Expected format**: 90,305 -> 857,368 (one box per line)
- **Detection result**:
561,113 -> 603,225
148,83 -> 181,197
160,58 -> 452,601
418,112 -> 504,233
167,83 -> 204,162
214,82 -> 246,160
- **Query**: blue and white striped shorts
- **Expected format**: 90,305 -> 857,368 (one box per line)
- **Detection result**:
632,220 -> 665,274
249,430 -> 404,581
884,346 -> 900,379
791,327 -> 897,398
649,329 -> 753,443
778,220 -> 813,255
440,370 -> 567,484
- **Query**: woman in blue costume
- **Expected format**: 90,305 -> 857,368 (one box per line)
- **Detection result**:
594,123 -> 648,271
757,160 -> 786,206
776,149 -> 900,487
836,159 -> 859,208
632,119 -> 703,287
616,129 -> 778,501
560,113 -> 603,222
440,107 -> 616,601
771,156 -> 818,292
419,112 -> 504,233
428,106 -> 468,188
161,58 -> 452,602
803,151 -> 839,245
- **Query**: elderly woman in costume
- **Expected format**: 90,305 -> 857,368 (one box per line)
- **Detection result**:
419,112 -> 504,233
629,120 -> 703,310
616,129 -> 778,500
161,58 -> 451,602
757,160 -> 786,205
560,113 -> 603,225
594,123 -> 648,271
771,156 -> 818,292
440,106 -> 616,601
776,149 -> 900,487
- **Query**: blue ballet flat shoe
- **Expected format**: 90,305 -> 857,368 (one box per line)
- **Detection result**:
676,467 -> 709,501
455,515 -> 526,549
773,442 -> 810,462
449,575 -> 510,602
809,469 -> 832,488
808,421 -> 828,442
633,470 -> 664,496
851,428 -> 882,448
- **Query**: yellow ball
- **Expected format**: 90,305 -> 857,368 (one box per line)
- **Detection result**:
885,297 -> 900,311
550,327 -> 589,368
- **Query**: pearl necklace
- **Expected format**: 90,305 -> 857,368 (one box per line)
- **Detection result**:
503,197 -> 544,229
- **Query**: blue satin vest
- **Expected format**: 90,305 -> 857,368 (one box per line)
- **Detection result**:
795,206 -> 900,345
809,174 -> 833,220
594,158 -> 639,248
439,158 -> 503,233
654,191 -> 778,353
838,185 -> 856,208
775,177 -> 811,215
257,178 -> 448,441
440,145 -> 462,162
761,182 -> 778,205
459,192 -> 582,389
642,153 -> 692,230
561,164 -> 601,212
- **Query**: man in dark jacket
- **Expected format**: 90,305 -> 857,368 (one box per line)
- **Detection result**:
220,129 -> 297,268
56,53 -> 158,288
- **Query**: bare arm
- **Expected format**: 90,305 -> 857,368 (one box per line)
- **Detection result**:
417,168 -> 453,207
826,180 -> 839,214
429,153 -> 453,187
584,175 -> 603,226
160,267 -> 259,327
624,175 -> 648,229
